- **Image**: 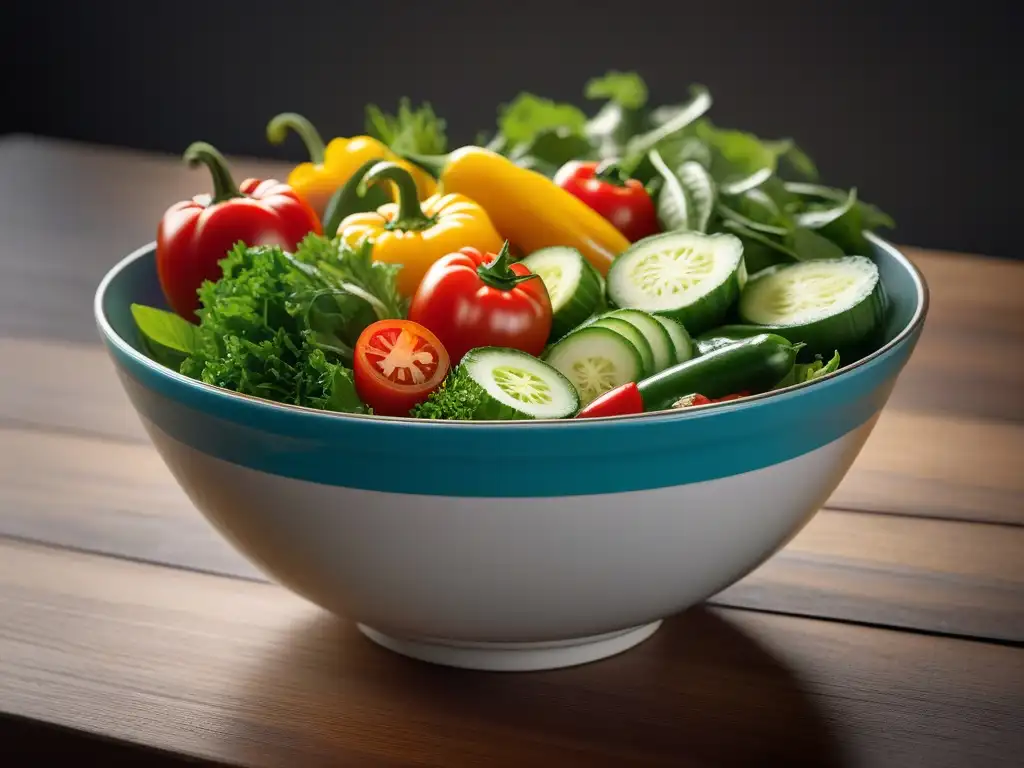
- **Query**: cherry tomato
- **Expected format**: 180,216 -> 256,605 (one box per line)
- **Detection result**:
353,320 -> 450,416
407,241 -> 552,364
554,160 -> 660,243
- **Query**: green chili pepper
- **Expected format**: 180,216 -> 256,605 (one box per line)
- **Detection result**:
637,333 -> 802,411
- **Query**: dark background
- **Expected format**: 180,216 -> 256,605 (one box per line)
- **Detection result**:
2,1 -> 1019,258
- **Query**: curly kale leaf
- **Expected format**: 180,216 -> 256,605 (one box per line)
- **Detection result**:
179,242 -> 369,413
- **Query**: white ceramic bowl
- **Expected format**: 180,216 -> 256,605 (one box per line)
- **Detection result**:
94,235 -> 928,671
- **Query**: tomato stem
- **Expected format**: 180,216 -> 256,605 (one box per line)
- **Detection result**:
266,112 -> 326,165
362,162 -> 434,231
183,141 -> 243,204
476,241 -> 538,291
594,159 -> 629,187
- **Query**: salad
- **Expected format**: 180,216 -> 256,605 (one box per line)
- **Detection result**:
131,71 -> 893,421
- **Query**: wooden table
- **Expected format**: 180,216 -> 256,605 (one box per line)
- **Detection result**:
0,135 -> 1021,767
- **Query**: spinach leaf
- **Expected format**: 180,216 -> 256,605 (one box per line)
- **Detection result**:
696,121 -> 785,195
774,350 -> 841,389
131,303 -> 199,370
719,220 -> 800,275
624,86 -> 712,163
585,100 -> 646,160
649,148 -> 690,231
788,228 -> 847,261
678,161 -> 716,233
584,70 -> 648,110
509,128 -> 595,169
497,93 -> 588,146
770,141 -> 819,180
794,187 -> 858,230
716,201 -> 790,237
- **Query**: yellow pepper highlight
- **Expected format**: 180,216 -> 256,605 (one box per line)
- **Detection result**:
405,146 -> 631,276
336,162 -> 503,298
266,113 -> 436,223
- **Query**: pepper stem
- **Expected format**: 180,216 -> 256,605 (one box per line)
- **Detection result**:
477,241 -> 539,291
594,159 -> 629,187
183,142 -> 243,204
400,151 -> 449,180
362,162 -> 433,231
266,112 -> 327,165
322,157 -> 390,237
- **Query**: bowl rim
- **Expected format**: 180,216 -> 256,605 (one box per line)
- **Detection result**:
94,232 -> 930,428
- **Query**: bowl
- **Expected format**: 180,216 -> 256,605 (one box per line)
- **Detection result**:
94,234 -> 928,672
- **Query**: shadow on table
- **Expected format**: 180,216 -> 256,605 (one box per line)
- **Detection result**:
230,606 -> 847,767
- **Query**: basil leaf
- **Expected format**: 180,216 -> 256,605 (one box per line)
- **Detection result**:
131,303 -> 199,369
794,187 -> 858,230
719,220 -> 800,274
585,101 -> 646,160
788,228 -> 847,261
497,93 -> 588,146
624,86 -> 712,161
509,128 -> 594,168
716,202 -> 790,237
678,161 -> 716,233
696,121 -> 786,195
649,148 -> 690,231
584,70 -> 648,110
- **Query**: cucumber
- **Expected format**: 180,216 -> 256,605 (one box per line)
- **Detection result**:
461,347 -> 580,420
589,316 -> 655,376
695,324 -> 792,355
651,315 -> 693,365
603,309 -> 675,372
738,256 -> 885,356
606,231 -> 747,336
543,325 -> 645,406
521,246 -> 603,342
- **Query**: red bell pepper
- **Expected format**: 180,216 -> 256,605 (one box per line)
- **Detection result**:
156,141 -> 321,320
407,241 -> 553,364
554,159 -> 660,243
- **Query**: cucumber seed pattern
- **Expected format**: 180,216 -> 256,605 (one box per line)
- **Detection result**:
631,246 -> 715,298
492,366 -> 553,405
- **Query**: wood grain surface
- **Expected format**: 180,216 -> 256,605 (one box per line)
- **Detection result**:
1,135 -> 1022,766
2,539 -> 1022,768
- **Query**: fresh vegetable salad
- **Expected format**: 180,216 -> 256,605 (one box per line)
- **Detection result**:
132,71 -> 894,421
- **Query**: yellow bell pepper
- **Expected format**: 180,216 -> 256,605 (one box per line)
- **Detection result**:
336,162 -> 504,298
266,113 -> 437,223
402,146 -> 631,276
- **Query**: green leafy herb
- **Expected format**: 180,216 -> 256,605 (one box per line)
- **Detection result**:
788,228 -> 848,261
624,85 -> 712,163
130,304 -> 199,369
774,350 -> 841,389
508,128 -> 595,170
365,98 -> 448,155
178,242 -> 373,413
497,93 -> 588,147
696,120 -> 784,195
584,70 -> 648,110
649,148 -> 691,231
293,234 -> 405,319
409,366 -> 487,420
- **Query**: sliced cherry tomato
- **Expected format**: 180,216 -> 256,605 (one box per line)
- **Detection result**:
354,320 -> 450,416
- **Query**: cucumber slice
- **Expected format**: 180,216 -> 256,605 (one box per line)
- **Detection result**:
738,255 -> 885,356
521,247 -> 603,342
589,316 -> 655,376
462,347 -> 580,420
652,315 -> 694,364
604,308 -> 675,372
543,325 -> 645,406
606,231 -> 747,335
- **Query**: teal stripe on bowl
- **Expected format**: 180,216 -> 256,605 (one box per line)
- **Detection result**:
95,238 -> 926,497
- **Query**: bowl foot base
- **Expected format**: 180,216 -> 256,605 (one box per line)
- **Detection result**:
357,620 -> 663,672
